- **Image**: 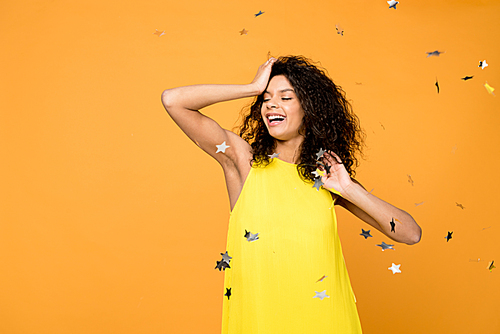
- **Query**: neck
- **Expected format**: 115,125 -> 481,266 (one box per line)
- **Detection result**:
273,137 -> 304,164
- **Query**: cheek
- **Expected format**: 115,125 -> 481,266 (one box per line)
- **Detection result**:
260,112 -> 266,123
295,105 -> 305,122
258,105 -> 266,120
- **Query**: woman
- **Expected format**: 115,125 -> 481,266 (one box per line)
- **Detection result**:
162,56 -> 421,333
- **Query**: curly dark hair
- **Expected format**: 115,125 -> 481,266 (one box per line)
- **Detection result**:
238,55 -> 365,182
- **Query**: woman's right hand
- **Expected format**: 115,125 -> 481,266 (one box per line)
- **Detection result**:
250,57 -> 277,95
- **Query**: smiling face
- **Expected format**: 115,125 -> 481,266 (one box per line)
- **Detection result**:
261,75 -> 305,142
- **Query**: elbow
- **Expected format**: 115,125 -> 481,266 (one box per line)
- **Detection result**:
406,225 -> 422,245
162,88 -> 182,114
161,89 -> 173,112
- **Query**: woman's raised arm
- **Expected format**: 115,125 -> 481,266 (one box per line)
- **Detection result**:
161,58 -> 276,166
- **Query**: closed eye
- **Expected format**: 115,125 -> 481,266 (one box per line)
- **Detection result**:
282,97 -> 292,101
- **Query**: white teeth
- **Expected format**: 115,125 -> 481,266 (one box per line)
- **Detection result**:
268,115 -> 285,121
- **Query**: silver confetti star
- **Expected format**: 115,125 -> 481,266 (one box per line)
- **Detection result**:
387,0 -> 399,9
360,229 -> 373,239
316,148 -> 326,160
390,218 -> 396,233
377,242 -> 395,251
216,141 -> 230,153
313,177 -> 324,191
215,260 -> 230,271
479,60 -> 488,69
313,290 -> 330,300
221,251 -> 232,263
426,50 -> 445,57
268,152 -> 280,159
388,263 -> 401,274
244,230 -> 259,242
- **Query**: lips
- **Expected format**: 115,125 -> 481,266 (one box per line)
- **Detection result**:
266,113 -> 286,126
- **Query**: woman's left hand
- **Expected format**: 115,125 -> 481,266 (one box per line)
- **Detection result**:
320,151 -> 353,196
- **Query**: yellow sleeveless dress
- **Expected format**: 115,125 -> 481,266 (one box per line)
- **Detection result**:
221,158 -> 362,334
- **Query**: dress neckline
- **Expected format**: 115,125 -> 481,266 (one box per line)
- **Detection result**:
272,158 -> 298,166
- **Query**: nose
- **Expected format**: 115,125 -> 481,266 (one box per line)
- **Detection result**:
265,98 -> 277,109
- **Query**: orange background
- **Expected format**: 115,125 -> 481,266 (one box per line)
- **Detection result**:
1,0 -> 499,333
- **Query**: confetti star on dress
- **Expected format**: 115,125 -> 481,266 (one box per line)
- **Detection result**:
461,75 -> 474,81
244,229 -> 259,242
390,218 -> 396,233
484,82 -> 495,96
388,263 -> 401,274
316,275 -> 327,282
435,78 -> 440,93
360,229 -> 373,239
456,202 -> 465,209
387,0 -> 399,9
426,50 -> 444,57
479,60 -> 488,69
255,10 -> 264,17
445,231 -> 453,242
313,177 -> 324,191
313,290 -> 330,300
316,148 -> 326,159
215,260 -> 231,271
225,287 -> 231,300
415,201 -> 425,206
407,174 -> 414,186
221,251 -> 232,264
377,242 -> 395,251
153,29 -> 165,37
488,261 -> 496,272
312,169 -> 323,178
216,141 -> 230,153
268,152 -> 280,158
239,28 -> 248,35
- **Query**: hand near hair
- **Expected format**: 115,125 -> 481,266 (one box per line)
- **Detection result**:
250,57 -> 277,95
320,151 -> 353,196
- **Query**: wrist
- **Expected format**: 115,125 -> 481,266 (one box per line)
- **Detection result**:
247,83 -> 263,96
339,181 -> 363,200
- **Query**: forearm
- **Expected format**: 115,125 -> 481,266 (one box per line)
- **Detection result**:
162,84 -> 260,112
341,183 -> 421,244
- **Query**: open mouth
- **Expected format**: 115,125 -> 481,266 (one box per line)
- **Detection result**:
267,114 -> 286,126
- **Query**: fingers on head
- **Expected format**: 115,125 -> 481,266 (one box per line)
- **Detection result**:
326,151 -> 342,164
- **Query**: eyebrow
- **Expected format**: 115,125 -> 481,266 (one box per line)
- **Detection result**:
263,88 -> 295,94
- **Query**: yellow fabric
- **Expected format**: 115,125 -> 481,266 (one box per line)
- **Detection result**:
222,158 -> 362,333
